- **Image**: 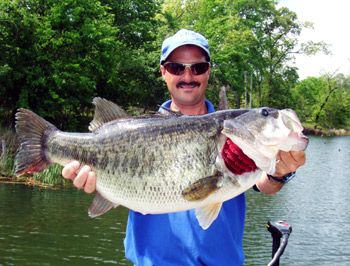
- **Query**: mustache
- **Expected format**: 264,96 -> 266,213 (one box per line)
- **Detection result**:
176,81 -> 201,88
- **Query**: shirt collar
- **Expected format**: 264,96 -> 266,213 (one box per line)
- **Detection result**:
160,99 -> 215,113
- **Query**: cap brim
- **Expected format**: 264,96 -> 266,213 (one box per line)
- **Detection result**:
160,42 -> 210,64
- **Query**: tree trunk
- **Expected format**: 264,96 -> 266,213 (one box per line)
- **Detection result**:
218,86 -> 228,110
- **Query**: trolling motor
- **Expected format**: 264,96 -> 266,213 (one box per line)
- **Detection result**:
266,220 -> 292,266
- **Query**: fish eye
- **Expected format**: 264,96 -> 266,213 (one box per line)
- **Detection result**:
261,108 -> 269,117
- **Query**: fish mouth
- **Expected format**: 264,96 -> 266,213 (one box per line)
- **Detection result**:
176,81 -> 200,89
285,132 -> 309,151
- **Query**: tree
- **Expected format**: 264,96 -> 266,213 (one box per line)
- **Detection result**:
98,0 -> 165,110
0,0 -> 164,130
0,0 -> 121,130
0,0 -> 40,127
292,73 -> 350,129
315,73 -> 350,129
292,77 -> 327,123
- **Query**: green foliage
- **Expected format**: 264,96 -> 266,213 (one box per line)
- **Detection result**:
317,74 -> 350,129
0,0 -> 348,129
292,77 -> 326,122
0,0 -> 164,131
97,0 -> 165,110
33,164 -> 70,187
292,74 -> 350,129
322,90 -> 350,129
1,0 -> 336,128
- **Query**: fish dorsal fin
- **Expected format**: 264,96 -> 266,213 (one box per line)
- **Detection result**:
158,106 -> 183,116
88,193 -> 119,218
89,97 -> 129,131
195,202 -> 223,229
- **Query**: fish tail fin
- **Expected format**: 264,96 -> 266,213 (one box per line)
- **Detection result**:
14,109 -> 57,176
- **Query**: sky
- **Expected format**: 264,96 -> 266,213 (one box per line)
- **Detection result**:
278,0 -> 350,79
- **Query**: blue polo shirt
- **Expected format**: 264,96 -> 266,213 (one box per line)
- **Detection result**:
124,99 -> 246,266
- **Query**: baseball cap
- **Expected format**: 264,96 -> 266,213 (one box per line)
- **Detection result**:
160,29 -> 210,64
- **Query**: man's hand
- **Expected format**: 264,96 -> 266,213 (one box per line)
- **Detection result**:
273,150 -> 306,177
256,150 -> 306,194
62,161 -> 96,193
221,138 -> 257,175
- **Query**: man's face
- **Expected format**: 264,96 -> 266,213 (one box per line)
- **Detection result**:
160,45 -> 210,107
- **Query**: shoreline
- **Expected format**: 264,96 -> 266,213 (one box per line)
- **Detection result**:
0,176 -> 61,188
303,127 -> 350,137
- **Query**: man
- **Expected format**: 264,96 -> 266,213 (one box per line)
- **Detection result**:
62,29 -> 306,265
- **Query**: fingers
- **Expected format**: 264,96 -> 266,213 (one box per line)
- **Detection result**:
73,165 -> 92,189
84,171 -> 96,194
62,161 -> 96,193
290,150 -> 306,166
62,160 -> 81,180
274,150 -> 306,176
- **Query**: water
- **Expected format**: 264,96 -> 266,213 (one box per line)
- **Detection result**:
245,136 -> 350,265
0,187 -> 131,265
0,136 -> 349,265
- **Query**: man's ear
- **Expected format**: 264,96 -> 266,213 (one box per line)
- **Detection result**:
160,65 -> 166,75
160,65 -> 166,80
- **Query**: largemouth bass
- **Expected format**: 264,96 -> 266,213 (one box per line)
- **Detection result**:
14,98 -> 308,229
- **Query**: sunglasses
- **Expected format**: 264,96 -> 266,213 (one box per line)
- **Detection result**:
163,62 -> 210,76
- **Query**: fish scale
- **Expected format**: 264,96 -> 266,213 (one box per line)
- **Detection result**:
14,97 -> 308,229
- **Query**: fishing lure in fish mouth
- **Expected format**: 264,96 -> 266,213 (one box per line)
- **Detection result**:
14,97 -> 308,229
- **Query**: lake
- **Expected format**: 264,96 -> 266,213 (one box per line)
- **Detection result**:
0,136 -> 349,265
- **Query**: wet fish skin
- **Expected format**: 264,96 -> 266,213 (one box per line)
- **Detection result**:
14,98 -> 308,229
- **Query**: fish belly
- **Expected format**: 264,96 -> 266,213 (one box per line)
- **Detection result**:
95,134 -> 219,214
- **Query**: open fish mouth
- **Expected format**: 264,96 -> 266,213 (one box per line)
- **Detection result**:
221,108 -> 308,175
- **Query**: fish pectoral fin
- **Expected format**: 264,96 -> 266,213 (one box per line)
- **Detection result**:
88,193 -> 118,218
88,97 -> 129,132
195,202 -> 223,230
182,171 -> 223,201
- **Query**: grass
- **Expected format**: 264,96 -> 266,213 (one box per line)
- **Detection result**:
33,164 -> 71,187
0,127 -> 71,188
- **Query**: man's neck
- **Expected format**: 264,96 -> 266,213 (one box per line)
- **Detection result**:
170,100 -> 208,115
